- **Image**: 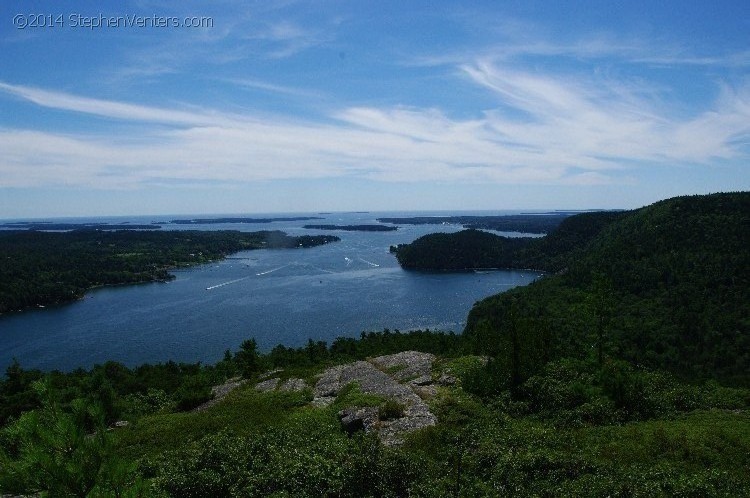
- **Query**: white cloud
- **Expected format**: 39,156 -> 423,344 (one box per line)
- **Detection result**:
0,82 -> 230,127
221,77 -> 323,99
460,60 -> 750,165
0,66 -> 748,191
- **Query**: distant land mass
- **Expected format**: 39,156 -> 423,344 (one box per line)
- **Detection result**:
0,216 -> 329,230
393,192 -> 749,386
0,222 -> 161,231
391,211 -> 624,272
377,213 -> 571,234
0,230 -> 339,314
168,217 -> 323,224
303,224 -> 398,232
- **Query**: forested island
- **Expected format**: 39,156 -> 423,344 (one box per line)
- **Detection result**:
0,222 -> 162,231
0,216 -> 327,231
0,230 -> 339,314
168,216 -> 322,224
390,210 -> 625,271
0,192 -> 748,496
378,213 -> 574,234
303,224 -> 398,232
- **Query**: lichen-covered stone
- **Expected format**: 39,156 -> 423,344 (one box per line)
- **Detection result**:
312,351 -> 439,445
279,378 -> 307,392
192,377 -> 247,412
255,377 -> 280,392
370,351 -> 436,381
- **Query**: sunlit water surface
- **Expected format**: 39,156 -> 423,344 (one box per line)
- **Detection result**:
0,212 -> 542,371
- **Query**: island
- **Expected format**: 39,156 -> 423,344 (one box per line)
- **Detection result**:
303,224 -> 398,232
390,210 -> 625,271
0,222 -> 162,231
378,213 -> 575,234
167,216 -> 322,224
0,230 -> 339,314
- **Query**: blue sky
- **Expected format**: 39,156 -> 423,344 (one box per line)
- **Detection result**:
0,0 -> 748,217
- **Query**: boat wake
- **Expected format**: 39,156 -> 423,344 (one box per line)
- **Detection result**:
358,257 -> 380,267
206,276 -> 250,290
256,264 -> 291,276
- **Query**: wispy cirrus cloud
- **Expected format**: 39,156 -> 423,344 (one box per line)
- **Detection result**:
221,77 -> 324,99
0,82 -> 235,127
1,59 -> 748,191
467,60 -> 750,161
104,4 -> 334,85
242,19 -> 334,59
406,15 -> 750,71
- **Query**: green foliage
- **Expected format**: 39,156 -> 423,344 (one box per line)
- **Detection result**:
146,413 -> 360,497
401,407 -> 750,497
173,377 -> 213,412
0,328 -> 464,430
378,399 -> 405,421
263,329 -> 465,370
0,359 -> 43,426
121,388 -> 174,418
2,339 -> 748,496
392,210 -> 624,272
393,229 -> 533,270
430,389 -> 487,428
460,356 -> 509,398
0,359 -> 227,429
0,229 -> 339,313
235,338 -> 260,379
470,356 -> 750,428
0,381 -> 143,496
331,383 -> 386,411
115,388 -> 310,460
146,424 -> 431,497
465,192 -> 750,386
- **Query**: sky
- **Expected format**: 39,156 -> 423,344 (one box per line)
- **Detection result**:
0,0 -> 748,218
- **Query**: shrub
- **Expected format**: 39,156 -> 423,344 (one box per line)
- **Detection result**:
378,399 -> 405,421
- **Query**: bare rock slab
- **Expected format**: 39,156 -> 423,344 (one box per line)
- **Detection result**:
313,351 -> 439,445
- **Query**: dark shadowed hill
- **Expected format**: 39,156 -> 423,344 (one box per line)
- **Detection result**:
462,192 -> 750,386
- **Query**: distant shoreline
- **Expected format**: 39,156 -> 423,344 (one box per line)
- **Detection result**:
303,224 -> 398,232
0,230 -> 339,315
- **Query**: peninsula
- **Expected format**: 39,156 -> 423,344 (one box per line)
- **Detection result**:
0,230 -> 339,314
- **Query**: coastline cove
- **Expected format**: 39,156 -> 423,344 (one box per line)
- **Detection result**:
0,212 -> 543,371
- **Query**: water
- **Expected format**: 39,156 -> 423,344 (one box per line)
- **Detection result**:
0,212 -> 542,371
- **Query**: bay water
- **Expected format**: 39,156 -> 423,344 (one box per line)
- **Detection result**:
0,212 -> 542,371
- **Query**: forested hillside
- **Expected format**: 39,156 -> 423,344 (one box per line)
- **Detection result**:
464,192 -> 750,386
0,230 -> 338,314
